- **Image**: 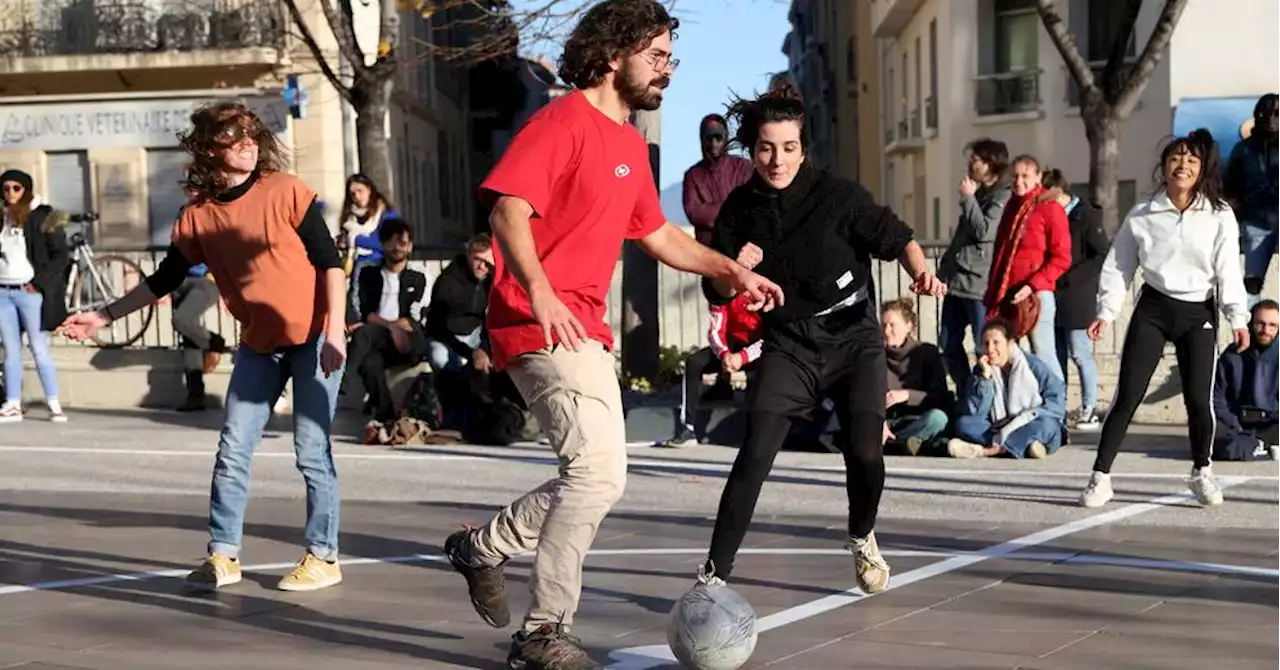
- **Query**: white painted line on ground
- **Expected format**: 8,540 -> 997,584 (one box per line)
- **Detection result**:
1,445 -> 1274,480
604,478 -> 1256,670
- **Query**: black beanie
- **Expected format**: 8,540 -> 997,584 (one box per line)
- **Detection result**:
0,169 -> 32,192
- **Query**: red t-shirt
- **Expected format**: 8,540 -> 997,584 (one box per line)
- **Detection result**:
479,91 -> 667,368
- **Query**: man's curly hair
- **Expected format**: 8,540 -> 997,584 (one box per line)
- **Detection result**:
178,101 -> 289,203
558,0 -> 678,90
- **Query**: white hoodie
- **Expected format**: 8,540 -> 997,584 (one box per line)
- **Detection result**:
0,195 -> 43,285
1096,192 -> 1249,330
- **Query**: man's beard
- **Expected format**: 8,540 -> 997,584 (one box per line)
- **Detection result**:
617,63 -> 668,111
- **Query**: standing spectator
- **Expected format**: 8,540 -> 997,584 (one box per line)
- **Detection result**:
0,169 -> 69,422
938,138 -> 1011,387
1213,300 -> 1279,461
424,233 -> 494,374
682,113 -> 753,246
880,299 -> 951,456
1081,129 -> 1249,508
948,319 -> 1067,459
172,262 -> 229,412
338,173 -> 400,316
1224,93 -> 1278,308
984,155 -> 1071,380
1042,169 -> 1109,430
348,219 -> 429,443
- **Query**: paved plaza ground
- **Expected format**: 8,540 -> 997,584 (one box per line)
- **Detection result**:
0,409 -> 1276,669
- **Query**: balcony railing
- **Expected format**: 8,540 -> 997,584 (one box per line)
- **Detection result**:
974,69 -> 1042,116
884,124 -> 895,145
1066,60 -> 1137,108
925,95 -> 937,129
0,0 -> 285,59
897,118 -> 908,141
909,108 -> 921,138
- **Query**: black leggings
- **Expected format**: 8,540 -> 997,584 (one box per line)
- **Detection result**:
1093,289 -> 1219,473
706,306 -> 886,579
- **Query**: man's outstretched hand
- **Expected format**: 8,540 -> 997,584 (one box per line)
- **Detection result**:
728,264 -> 784,312
56,310 -> 110,341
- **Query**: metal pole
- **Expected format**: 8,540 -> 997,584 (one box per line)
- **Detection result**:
622,108 -> 662,384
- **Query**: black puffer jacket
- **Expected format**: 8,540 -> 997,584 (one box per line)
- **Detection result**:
1055,198 -> 1110,330
4,203 -> 70,331
703,163 -> 914,324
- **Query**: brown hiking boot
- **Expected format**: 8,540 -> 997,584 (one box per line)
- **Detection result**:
508,623 -> 600,670
444,529 -> 510,628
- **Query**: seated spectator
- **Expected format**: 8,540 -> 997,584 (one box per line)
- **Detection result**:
665,290 -> 764,447
347,219 -> 429,443
880,299 -> 952,456
424,234 -> 494,373
948,319 -> 1066,459
1213,300 -> 1279,461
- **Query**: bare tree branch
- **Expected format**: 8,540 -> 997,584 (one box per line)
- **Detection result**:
1035,0 -> 1097,98
325,0 -> 372,76
281,0 -> 354,104
1115,0 -> 1188,116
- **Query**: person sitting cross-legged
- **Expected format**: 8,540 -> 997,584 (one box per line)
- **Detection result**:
1213,299 -> 1279,461
347,218 -> 429,444
880,298 -> 952,456
948,318 -> 1067,459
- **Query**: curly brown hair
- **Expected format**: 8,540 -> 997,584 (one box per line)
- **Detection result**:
558,0 -> 678,90
880,298 -> 918,331
178,101 -> 289,203
724,83 -> 807,152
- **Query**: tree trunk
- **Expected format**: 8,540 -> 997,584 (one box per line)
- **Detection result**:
1085,111 -> 1122,235
353,78 -> 395,201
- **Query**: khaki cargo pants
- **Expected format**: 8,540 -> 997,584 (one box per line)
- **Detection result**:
469,340 -> 627,631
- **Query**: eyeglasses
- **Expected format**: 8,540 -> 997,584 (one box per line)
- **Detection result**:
1,184 -> 23,193
643,51 -> 679,72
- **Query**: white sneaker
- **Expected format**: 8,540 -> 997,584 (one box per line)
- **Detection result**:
1079,471 -> 1113,508
1074,411 -> 1101,431
696,560 -> 725,587
849,532 -> 891,594
1188,467 -> 1224,506
947,438 -> 986,459
0,403 -> 22,423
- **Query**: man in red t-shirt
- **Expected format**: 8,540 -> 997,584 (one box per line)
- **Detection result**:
440,2 -> 783,667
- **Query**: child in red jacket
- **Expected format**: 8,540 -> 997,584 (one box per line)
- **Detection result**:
664,292 -> 765,447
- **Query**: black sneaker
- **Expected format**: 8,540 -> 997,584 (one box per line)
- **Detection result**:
659,426 -> 698,448
444,529 -> 510,628
508,623 -> 600,670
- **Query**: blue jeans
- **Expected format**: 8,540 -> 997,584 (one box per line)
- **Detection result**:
1241,220 -> 1277,282
426,327 -> 482,372
939,295 -> 986,388
1026,291 -> 1063,380
954,414 -> 1063,459
888,408 -> 949,443
208,334 -> 344,559
1055,327 -> 1098,414
0,287 -> 59,403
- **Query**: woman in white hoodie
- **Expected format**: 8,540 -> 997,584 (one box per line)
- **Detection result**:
1081,129 -> 1251,508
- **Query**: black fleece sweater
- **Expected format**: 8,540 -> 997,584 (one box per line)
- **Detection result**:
703,163 -> 914,323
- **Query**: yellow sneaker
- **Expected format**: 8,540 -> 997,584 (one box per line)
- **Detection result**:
277,553 -> 342,592
184,553 -> 242,593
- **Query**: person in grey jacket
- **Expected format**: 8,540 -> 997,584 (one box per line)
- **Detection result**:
938,138 -> 1012,388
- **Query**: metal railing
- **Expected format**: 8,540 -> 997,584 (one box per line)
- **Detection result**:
896,118 -> 908,141
0,0 -> 285,58
909,108 -> 921,139
925,95 -> 937,129
974,69 -> 1042,116
47,243 -> 1205,363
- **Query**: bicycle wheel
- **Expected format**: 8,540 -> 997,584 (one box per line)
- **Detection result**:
71,254 -> 154,348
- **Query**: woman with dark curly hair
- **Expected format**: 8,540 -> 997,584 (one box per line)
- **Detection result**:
696,85 -> 945,595
58,101 -> 349,594
1080,129 -> 1250,509
440,2 -> 783,668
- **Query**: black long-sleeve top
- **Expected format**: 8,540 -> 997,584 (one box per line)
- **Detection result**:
703,163 -> 915,324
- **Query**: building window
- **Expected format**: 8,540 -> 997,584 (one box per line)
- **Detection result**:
438,129 -> 453,219
996,0 -> 1038,72
913,37 -> 922,137
1086,0 -> 1136,61
846,37 -> 855,84
927,19 -> 938,128
145,149 -> 188,247
46,151 -> 91,216
932,197 -> 941,241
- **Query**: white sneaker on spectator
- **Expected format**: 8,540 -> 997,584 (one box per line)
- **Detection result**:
1074,410 -> 1101,431
947,438 -> 986,459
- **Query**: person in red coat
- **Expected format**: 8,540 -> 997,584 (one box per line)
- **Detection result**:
983,154 -> 1072,380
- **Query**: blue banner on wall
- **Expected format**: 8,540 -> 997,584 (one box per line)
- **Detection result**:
1172,96 -> 1262,161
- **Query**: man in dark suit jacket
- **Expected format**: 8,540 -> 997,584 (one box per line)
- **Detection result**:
347,218 -> 429,436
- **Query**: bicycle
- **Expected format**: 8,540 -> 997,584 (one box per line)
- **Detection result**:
64,212 -> 154,348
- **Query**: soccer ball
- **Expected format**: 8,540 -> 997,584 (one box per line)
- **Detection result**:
667,582 -> 758,670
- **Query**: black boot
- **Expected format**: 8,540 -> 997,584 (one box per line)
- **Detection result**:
178,370 -> 207,412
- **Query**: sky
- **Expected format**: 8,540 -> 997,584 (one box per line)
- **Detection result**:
512,0 -> 791,191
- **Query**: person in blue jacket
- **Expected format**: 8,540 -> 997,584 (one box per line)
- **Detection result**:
338,173 -> 400,316
1213,300 -> 1279,460
946,318 -> 1067,459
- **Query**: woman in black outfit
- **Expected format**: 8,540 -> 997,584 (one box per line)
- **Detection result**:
698,87 -> 946,594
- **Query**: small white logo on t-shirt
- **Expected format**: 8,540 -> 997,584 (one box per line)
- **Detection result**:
614,164 -> 631,178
